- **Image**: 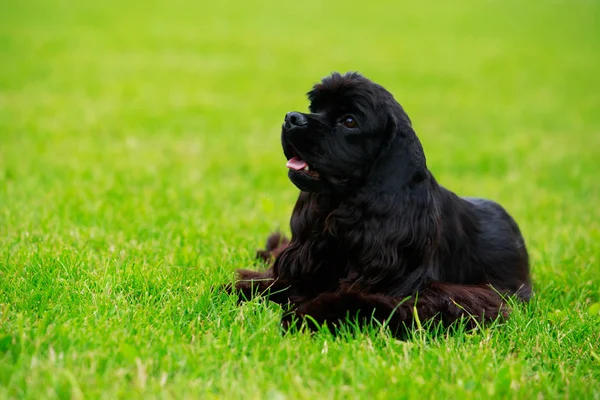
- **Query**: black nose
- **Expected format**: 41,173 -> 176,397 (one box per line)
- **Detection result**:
284,112 -> 307,129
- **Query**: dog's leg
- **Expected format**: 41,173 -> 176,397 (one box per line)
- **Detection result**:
415,282 -> 511,326
228,268 -> 295,305
256,232 -> 290,262
223,232 -> 291,304
290,282 -> 509,336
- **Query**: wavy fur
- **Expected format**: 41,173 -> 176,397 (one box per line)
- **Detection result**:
227,72 -> 531,337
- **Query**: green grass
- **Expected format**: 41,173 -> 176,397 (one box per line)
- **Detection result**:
1,0 -> 599,398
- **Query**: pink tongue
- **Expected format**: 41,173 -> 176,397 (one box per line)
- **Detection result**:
286,156 -> 308,171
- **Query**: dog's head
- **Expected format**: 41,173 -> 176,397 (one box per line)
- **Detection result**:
281,72 -> 416,193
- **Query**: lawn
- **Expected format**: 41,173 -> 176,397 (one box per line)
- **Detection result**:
1,0 -> 599,398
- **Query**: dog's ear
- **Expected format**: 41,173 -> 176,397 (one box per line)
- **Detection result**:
366,105 -> 427,187
371,112 -> 401,166
373,99 -> 414,159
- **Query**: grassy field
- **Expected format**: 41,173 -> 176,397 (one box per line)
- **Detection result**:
1,0 -> 600,398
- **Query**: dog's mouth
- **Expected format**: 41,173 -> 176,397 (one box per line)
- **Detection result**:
285,154 -> 320,178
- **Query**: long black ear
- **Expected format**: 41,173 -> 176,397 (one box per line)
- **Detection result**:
367,112 -> 401,174
371,97 -> 416,164
366,106 -> 428,190
376,113 -> 400,160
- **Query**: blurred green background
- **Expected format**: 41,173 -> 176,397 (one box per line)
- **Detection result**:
1,0 -> 599,398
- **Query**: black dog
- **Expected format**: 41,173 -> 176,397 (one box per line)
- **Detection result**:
229,72 -> 531,336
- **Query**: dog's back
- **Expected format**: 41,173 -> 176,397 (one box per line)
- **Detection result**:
458,196 -> 531,300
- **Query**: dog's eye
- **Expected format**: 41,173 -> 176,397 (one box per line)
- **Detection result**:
341,116 -> 357,129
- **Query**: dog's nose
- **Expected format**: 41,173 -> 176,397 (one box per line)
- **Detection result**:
284,112 -> 307,129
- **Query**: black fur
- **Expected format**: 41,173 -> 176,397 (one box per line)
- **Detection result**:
228,72 -> 531,337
